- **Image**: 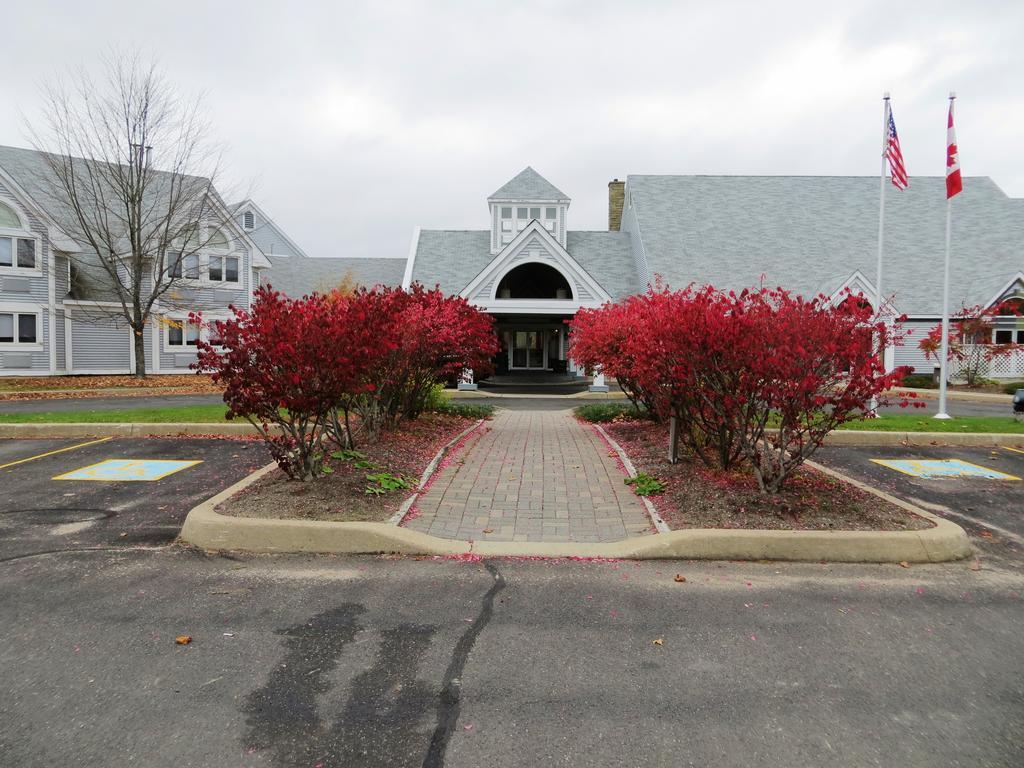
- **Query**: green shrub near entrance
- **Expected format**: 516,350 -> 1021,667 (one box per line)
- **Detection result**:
574,403 -> 651,423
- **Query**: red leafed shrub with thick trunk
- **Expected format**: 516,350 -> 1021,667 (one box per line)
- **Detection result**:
571,285 -> 914,493
192,286 -> 387,480
193,283 -> 498,480
348,284 -> 499,435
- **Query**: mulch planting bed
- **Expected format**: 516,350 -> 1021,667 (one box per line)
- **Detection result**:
0,374 -> 222,400
216,413 -> 476,523
602,419 -> 933,532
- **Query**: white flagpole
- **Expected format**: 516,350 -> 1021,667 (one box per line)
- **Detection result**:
935,92 -> 956,420
876,93 -> 890,318
869,93 -> 890,417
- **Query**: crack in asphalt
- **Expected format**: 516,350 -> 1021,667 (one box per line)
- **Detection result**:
0,544 -> 170,564
422,561 -> 506,768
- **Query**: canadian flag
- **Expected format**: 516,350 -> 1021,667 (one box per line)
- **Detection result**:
946,99 -> 963,199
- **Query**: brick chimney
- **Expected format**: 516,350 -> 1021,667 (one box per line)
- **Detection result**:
608,179 -> 625,231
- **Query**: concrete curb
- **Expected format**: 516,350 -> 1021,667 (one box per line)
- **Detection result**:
386,419 -> 487,525
179,459 -> 972,563
821,430 -> 1024,446
0,422 -> 1021,448
0,422 -> 259,438
592,423 -> 670,533
888,387 -> 1013,403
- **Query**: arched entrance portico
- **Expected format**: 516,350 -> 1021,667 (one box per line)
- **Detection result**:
488,262 -> 576,374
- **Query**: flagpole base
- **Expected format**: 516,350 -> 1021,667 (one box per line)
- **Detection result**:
933,412 -> 953,420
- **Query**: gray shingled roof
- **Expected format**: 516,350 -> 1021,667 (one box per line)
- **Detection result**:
0,144 -> 215,242
262,254 -> 406,297
409,229 -> 638,300
0,143 -> 240,301
625,175 -> 1024,315
489,167 -> 569,201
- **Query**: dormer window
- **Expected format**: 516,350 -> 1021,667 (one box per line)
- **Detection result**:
487,168 -> 570,253
544,207 -> 557,232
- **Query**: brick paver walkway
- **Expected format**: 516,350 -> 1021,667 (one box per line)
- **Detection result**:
404,409 -> 654,542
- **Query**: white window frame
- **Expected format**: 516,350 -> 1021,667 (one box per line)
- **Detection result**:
168,224 -> 243,286
208,253 -> 241,284
0,197 -> 41,276
163,317 -> 203,350
242,211 -> 254,230
0,302 -> 44,349
493,204 -> 561,248
163,315 -> 227,350
167,252 -> 202,282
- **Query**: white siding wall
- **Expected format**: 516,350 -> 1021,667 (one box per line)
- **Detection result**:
894,320 -> 939,374
70,315 -> 130,372
0,178 -> 52,372
54,310 -> 65,371
470,233 -> 594,303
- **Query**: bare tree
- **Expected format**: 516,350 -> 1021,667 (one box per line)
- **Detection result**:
28,53 -> 238,377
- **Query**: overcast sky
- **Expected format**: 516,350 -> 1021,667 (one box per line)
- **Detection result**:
3,1 -> 1022,260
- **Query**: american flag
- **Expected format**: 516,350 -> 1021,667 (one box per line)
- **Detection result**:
886,107 -> 909,190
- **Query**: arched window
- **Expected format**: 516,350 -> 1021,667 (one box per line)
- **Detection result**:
208,229 -> 231,250
0,201 -> 23,229
0,201 -> 34,270
496,262 -> 573,300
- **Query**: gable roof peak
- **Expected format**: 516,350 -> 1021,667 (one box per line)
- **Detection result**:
488,166 -> 570,202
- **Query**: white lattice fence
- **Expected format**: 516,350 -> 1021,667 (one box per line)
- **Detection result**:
987,350 -> 1024,379
950,346 -> 1024,380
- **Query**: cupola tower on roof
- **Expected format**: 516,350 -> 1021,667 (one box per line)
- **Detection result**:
487,167 -> 570,253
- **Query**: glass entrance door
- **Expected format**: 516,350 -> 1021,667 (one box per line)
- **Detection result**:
512,331 -> 546,369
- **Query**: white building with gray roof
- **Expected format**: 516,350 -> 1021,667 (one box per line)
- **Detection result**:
3,149 -> 1022,380
0,144 -> 404,376
406,166 -> 1024,380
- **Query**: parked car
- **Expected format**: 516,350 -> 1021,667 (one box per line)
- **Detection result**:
1014,388 -> 1024,413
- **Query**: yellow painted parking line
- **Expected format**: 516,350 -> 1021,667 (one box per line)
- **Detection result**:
1003,446 -> 1024,455
0,437 -> 114,471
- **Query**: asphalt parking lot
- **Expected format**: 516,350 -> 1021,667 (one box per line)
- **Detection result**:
0,437 -> 269,562
0,434 -> 1022,766
815,444 -> 1024,569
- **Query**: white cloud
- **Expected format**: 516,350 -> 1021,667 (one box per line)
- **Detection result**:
1,0 -> 1021,259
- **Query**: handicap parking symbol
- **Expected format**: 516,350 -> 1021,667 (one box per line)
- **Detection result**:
54,459 -> 202,482
870,459 -> 1019,480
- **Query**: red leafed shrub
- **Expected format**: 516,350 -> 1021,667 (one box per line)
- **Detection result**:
347,284 -> 499,435
192,284 -> 497,481
569,296 -> 662,415
570,285 -> 914,493
919,302 -> 1021,387
192,287 -> 386,480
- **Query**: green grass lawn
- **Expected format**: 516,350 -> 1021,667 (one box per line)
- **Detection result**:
0,404 -> 232,423
0,402 -> 493,425
837,414 -> 1024,433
